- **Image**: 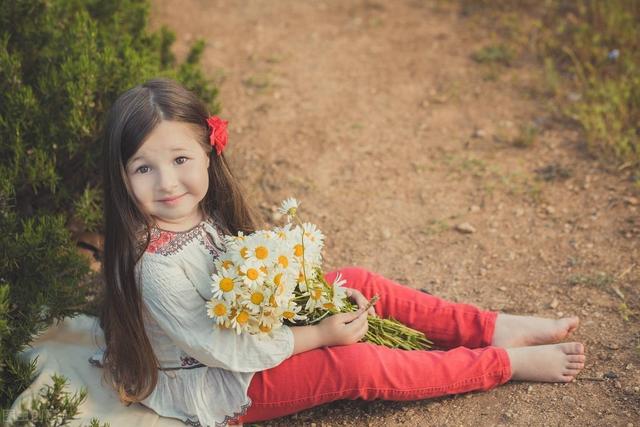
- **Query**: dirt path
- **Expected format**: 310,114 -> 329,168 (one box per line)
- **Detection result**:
150,1 -> 639,425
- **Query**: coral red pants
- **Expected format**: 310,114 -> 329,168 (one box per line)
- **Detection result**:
237,267 -> 512,424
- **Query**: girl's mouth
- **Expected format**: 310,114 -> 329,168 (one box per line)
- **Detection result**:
158,194 -> 186,205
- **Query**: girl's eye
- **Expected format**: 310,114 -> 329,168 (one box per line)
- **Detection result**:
175,156 -> 188,165
136,165 -> 150,174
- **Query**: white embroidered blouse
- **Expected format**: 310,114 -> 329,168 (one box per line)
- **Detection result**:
109,219 -> 294,426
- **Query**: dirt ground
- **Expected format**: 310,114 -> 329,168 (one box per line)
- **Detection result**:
149,1 -> 639,425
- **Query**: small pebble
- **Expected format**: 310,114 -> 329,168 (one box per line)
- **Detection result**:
472,128 -> 486,139
562,396 -> 576,406
550,298 -> 559,309
455,222 -> 476,234
604,371 -> 618,379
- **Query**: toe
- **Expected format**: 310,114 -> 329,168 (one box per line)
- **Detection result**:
566,362 -> 584,370
563,368 -> 582,376
567,354 -> 586,363
562,342 -> 584,355
566,316 -> 580,332
560,374 -> 575,383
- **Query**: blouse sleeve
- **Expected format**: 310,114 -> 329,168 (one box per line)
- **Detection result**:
138,255 -> 295,373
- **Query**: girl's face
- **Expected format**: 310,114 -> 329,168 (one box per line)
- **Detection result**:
126,120 -> 210,232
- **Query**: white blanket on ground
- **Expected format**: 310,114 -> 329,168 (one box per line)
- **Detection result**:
9,315 -> 183,426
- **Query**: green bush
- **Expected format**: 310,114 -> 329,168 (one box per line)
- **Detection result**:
0,0 -> 219,420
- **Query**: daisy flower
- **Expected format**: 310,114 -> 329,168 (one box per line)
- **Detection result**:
243,287 -> 272,314
230,308 -> 252,334
211,269 -> 239,302
327,272 -> 348,310
239,260 -> 266,288
302,222 -> 325,246
226,233 -> 251,265
271,244 -> 297,274
281,301 -> 306,323
206,299 -> 230,326
279,197 -> 300,221
245,234 -> 276,265
214,257 -> 236,273
304,283 -> 329,312
257,311 -> 281,335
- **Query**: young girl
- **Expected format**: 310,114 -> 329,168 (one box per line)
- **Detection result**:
99,78 -> 585,427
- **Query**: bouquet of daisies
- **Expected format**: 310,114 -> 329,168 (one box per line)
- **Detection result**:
206,198 -> 432,350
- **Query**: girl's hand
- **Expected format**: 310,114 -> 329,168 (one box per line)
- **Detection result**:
317,310 -> 369,347
345,288 -> 376,317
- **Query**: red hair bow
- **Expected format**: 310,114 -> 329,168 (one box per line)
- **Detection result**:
206,116 -> 228,156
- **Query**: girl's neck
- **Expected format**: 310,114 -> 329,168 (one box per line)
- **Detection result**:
152,209 -> 205,233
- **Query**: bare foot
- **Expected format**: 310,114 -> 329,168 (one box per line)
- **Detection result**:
507,342 -> 586,382
491,314 -> 579,348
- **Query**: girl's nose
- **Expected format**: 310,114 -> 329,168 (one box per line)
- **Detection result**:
157,168 -> 179,192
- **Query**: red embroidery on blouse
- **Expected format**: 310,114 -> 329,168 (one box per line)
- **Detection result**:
146,230 -> 174,254
143,222 -> 223,257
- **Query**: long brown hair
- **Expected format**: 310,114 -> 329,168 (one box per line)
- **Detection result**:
100,78 -> 258,403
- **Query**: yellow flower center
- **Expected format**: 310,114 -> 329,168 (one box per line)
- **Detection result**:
251,292 -> 264,305
269,295 -> 277,306
278,255 -> 289,268
255,246 -> 268,260
236,311 -> 249,324
222,260 -> 234,269
273,273 -> 283,287
294,244 -> 304,257
312,288 -> 322,300
247,268 -> 259,280
240,247 -> 248,259
259,324 -> 272,333
323,303 -> 336,310
283,311 -> 295,319
214,303 -> 227,317
220,278 -> 234,292
260,266 -> 268,274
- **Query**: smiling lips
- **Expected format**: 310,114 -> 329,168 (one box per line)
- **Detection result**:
158,194 -> 185,205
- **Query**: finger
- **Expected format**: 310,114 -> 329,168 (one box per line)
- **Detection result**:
353,294 -> 370,311
346,316 -> 367,340
340,310 -> 364,323
345,310 -> 367,328
357,317 -> 369,339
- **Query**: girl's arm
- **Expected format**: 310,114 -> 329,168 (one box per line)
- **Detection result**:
291,325 -> 324,354
290,309 -> 369,355
140,257 -> 295,372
